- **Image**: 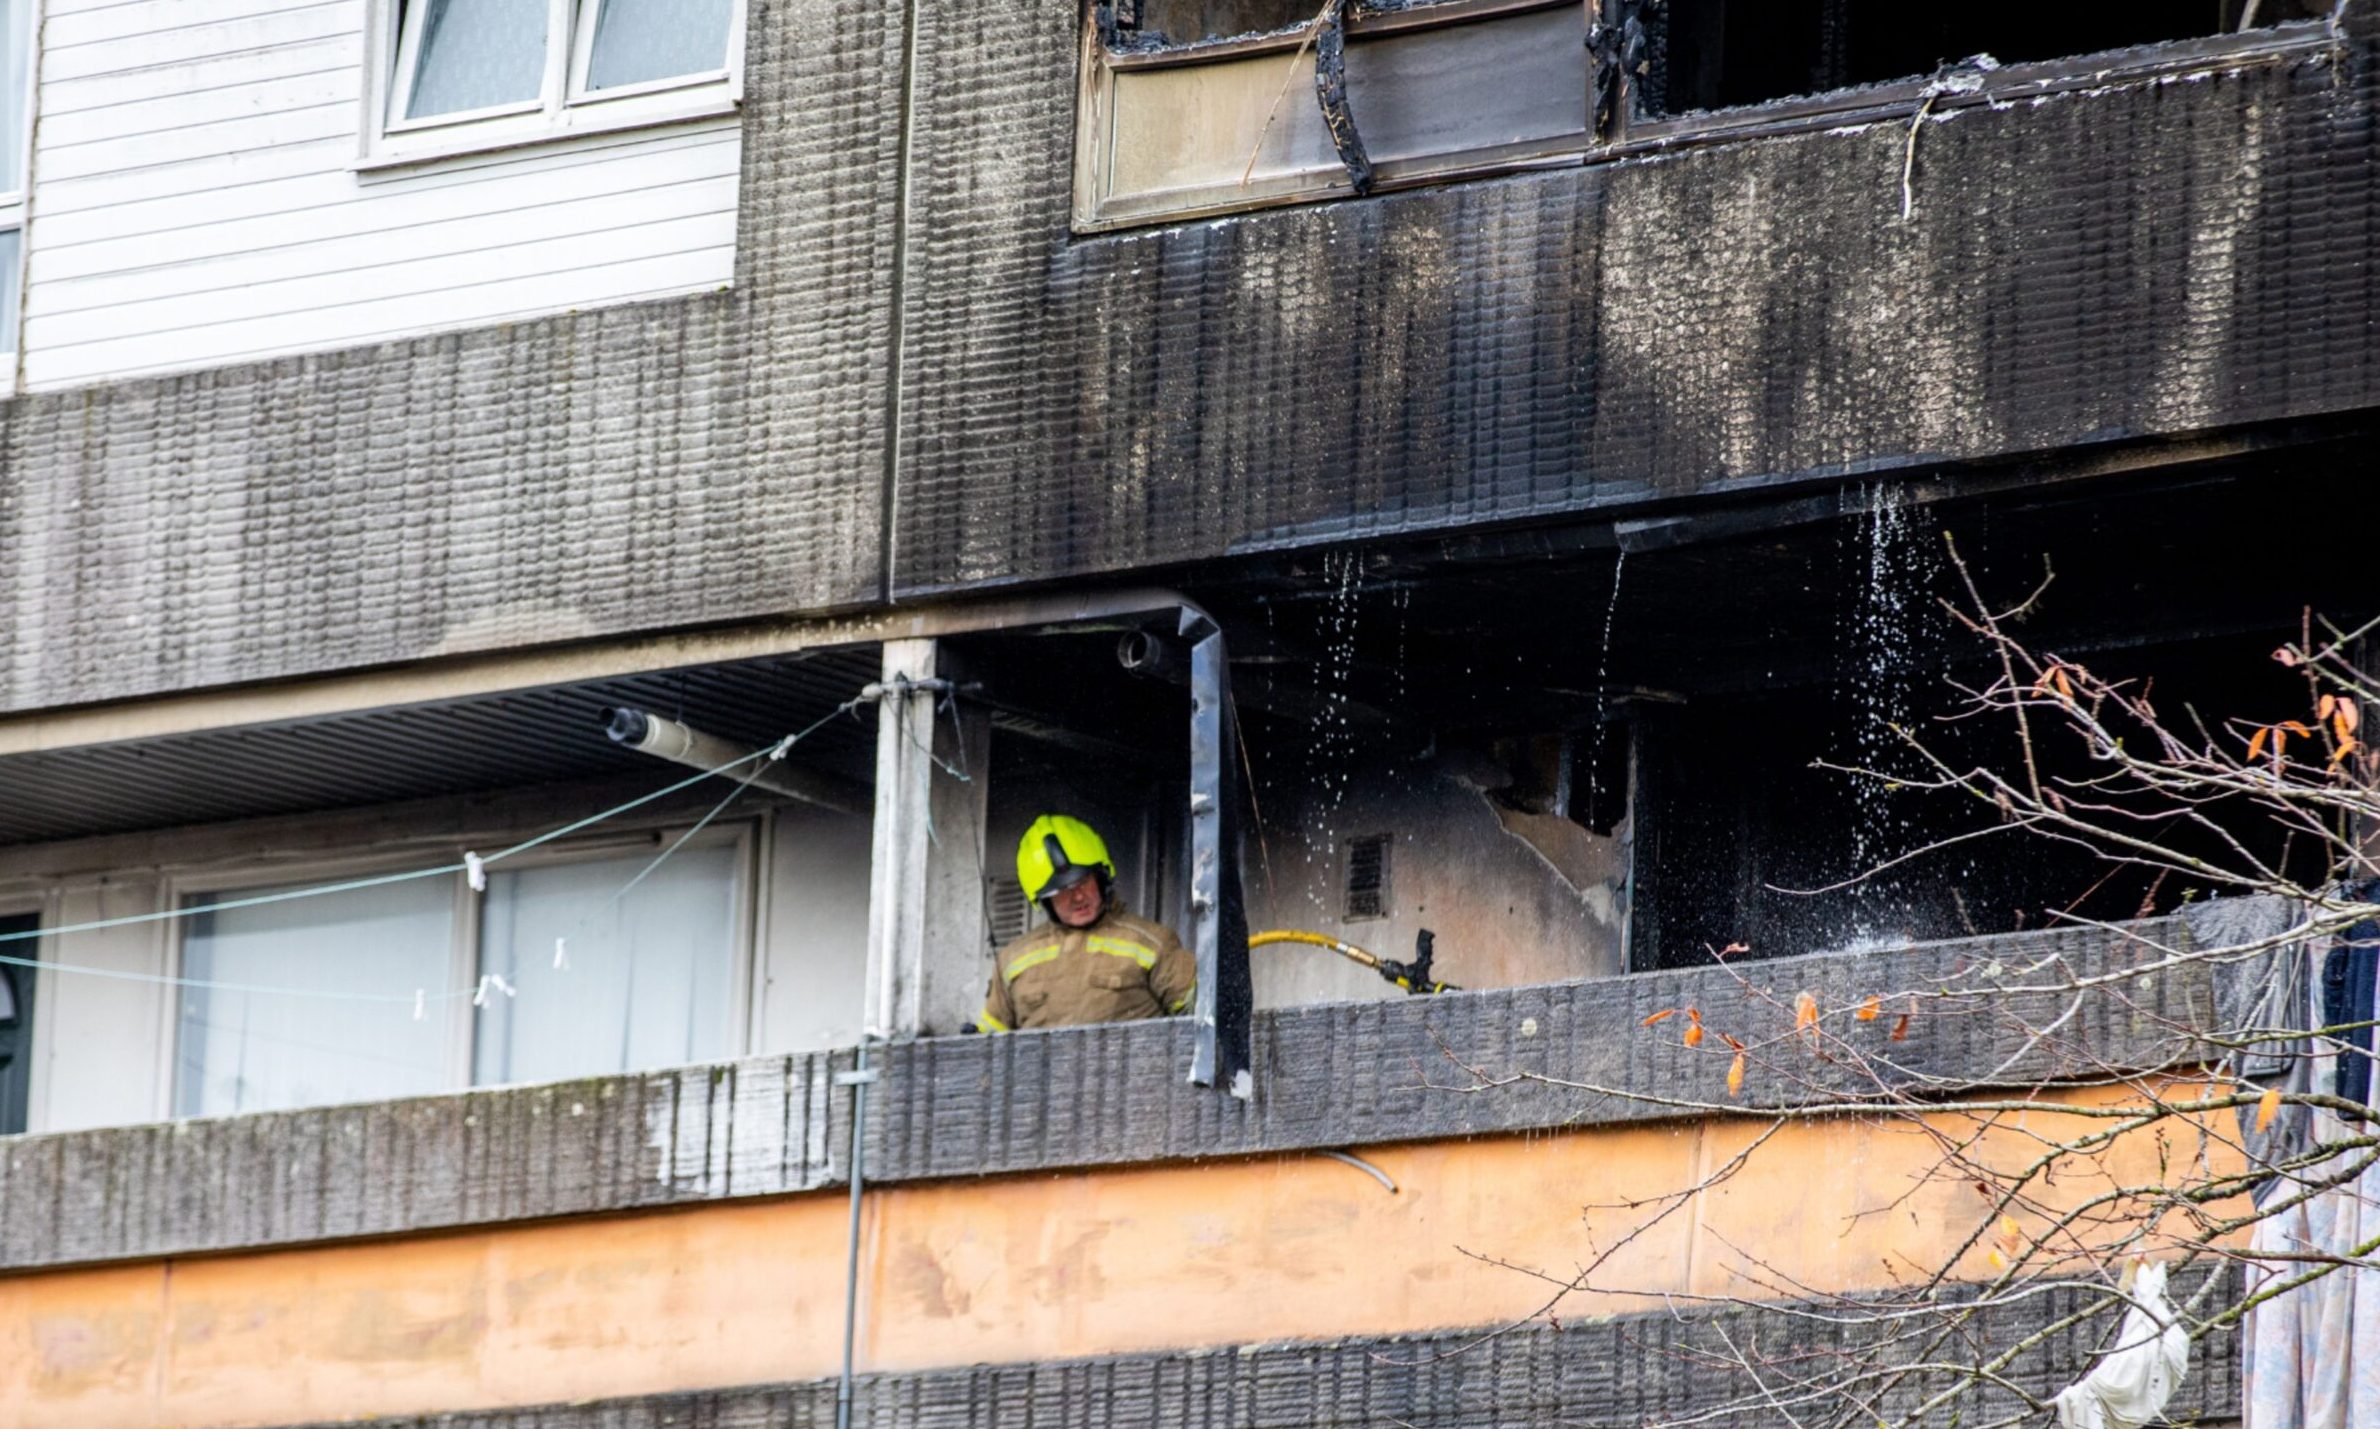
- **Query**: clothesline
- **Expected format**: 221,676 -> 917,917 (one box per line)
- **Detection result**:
0,697 -> 865,1006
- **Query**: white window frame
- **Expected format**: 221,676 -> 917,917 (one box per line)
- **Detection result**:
160,819 -> 760,1117
359,0 -> 747,172
0,0 -> 43,383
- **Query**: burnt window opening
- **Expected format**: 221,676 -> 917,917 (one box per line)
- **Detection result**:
1210,450 -> 2373,985
1616,456 -> 2369,973
1344,833 -> 1392,920
1110,0 -> 1469,52
1642,0 -> 2332,118
1078,0 -> 1590,230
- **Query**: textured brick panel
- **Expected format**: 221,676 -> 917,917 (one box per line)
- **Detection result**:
284,1268 -> 2243,1429
0,906 -> 2272,1271
889,4 -> 2380,591
866,910 -> 2234,1180
0,1054 -> 842,1272
0,0 -> 901,714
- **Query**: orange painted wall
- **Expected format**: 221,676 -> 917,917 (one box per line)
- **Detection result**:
0,1085 -> 2241,1429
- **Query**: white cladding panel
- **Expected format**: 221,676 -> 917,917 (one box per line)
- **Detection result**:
25,0 -> 741,390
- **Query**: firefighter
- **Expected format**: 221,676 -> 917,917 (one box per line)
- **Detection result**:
975,814 -> 1196,1032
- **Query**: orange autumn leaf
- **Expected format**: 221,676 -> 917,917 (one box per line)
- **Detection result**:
2256,1085 -> 2283,1133
1683,1022 -> 1705,1048
2340,698 -> 2361,734
1726,1051 -> 1746,1097
1794,992 -> 1819,1031
1856,994 -> 1882,1021
2052,666 -> 2074,699
2332,739 -> 2359,768
2247,726 -> 2270,762
2338,711 -> 2358,745
2283,721 -> 2315,737
1721,1032 -> 1746,1052
1890,1012 -> 1912,1042
1642,1008 -> 1678,1027
2320,694 -> 2337,721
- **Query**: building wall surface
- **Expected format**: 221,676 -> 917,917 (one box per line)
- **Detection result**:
27,0 -> 742,389
0,0 -> 896,715
887,4 -> 2378,590
0,904 -> 2281,1426
0,1084 -> 2241,1428
0,4 -> 2372,714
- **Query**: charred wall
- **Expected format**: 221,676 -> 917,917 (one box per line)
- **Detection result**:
890,4 -> 2380,591
1,0 -> 2377,718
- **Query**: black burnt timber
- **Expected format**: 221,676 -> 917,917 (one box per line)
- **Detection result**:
0,903 -> 2278,1273
273,1267 -> 2244,1429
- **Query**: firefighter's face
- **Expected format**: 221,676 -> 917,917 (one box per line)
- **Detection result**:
1049,877 -> 1104,928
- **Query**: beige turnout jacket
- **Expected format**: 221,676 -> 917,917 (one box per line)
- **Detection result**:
975,902 -> 1195,1032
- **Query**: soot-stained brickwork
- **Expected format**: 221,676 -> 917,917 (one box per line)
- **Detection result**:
277,1271 -> 2244,1429
0,906 -> 2274,1272
0,0 -> 901,715
889,5 -> 2378,591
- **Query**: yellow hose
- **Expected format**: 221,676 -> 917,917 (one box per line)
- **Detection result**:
1250,929 -> 1383,969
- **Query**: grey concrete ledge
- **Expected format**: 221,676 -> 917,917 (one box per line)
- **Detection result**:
288,1268 -> 2242,1429
0,905 -> 2276,1272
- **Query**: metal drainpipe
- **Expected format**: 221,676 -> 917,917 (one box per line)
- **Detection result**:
834,1040 -> 877,1429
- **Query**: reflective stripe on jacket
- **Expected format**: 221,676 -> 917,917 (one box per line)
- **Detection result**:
975,901 -> 1195,1032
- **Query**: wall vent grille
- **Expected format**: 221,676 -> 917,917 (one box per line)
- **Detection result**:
987,878 -> 1032,949
1344,834 -> 1391,921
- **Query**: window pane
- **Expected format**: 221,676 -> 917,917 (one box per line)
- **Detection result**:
0,228 -> 23,353
473,845 -> 740,1087
0,0 -> 27,193
405,0 -> 550,120
584,0 -> 733,92
175,880 -> 457,1119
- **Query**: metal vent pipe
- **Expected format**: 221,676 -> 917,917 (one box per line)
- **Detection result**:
603,707 -> 867,815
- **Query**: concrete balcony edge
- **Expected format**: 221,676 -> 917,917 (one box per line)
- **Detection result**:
0,897 -> 2284,1273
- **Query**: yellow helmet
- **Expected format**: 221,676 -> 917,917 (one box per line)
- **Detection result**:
1017,814 -> 1115,903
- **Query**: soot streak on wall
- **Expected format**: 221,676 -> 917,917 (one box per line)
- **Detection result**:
0,2 -> 2374,718
890,2 -> 2378,590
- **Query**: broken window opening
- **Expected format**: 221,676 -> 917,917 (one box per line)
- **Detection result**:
1107,0 -> 1481,56
1642,0 -> 2333,119
1076,0 -> 1588,230
1200,448 -> 2371,990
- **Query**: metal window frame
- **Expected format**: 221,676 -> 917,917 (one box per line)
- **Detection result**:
1073,0 -> 1592,233
158,817 -> 762,1117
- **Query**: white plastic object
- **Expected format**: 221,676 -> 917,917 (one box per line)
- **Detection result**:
2053,1260 -> 2190,1429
